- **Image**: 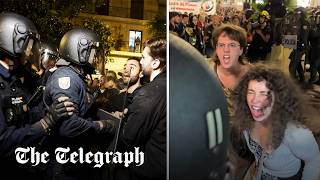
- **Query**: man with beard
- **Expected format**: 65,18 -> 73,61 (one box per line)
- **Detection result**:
116,37 -> 166,180
103,57 -> 143,113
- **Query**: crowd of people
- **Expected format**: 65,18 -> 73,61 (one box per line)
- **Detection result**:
170,6 -> 320,86
169,7 -> 272,63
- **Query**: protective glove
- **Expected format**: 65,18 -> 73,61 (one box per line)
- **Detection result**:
40,96 -> 74,134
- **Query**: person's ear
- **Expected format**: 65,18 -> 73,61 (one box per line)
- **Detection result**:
139,71 -> 144,78
239,47 -> 243,56
151,59 -> 161,70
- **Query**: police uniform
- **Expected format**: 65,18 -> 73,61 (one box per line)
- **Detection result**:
308,22 -> 320,83
42,60 -> 113,180
0,12 -> 73,180
44,64 -> 100,137
42,28 -> 116,180
288,10 -> 309,82
0,62 -> 46,179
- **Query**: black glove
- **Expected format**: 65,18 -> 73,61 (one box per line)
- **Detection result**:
97,120 -> 116,134
41,96 -> 74,133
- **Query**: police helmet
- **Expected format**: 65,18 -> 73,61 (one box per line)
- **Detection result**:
244,9 -> 254,20
40,42 -> 59,69
0,12 -> 40,60
59,28 -> 103,66
293,7 -> 306,18
169,34 -> 229,180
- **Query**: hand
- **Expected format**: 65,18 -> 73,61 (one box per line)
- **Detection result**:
112,109 -> 128,119
41,96 -> 74,133
305,63 -> 310,70
97,120 -> 116,134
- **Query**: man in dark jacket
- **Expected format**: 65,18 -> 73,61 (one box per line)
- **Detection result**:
117,37 -> 166,180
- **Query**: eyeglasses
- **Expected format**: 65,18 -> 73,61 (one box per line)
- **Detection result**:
216,43 -> 240,49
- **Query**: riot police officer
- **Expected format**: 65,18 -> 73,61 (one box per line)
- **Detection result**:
27,42 -> 60,123
0,12 -> 74,179
288,8 -> 309,82
38,41 -> 60,88
42,28 -> 115,180
308,10 -> 320,85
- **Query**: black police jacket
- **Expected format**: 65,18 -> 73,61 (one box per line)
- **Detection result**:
0,63 -> 45,157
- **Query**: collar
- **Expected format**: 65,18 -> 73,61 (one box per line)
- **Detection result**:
56,58 -> 71,66
152,70 -> 166,82
0,60 -> 9,70
0,61 -> 11,79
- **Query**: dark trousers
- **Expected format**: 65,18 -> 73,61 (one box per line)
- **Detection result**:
289,50 -> 305,81
309,55 -> 320,82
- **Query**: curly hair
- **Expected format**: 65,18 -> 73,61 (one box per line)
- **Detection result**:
232,64 -> 306,148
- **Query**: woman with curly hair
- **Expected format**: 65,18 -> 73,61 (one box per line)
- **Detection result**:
232,64 -> 320,180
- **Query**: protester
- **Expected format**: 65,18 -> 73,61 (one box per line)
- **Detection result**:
116,37 -> 166,180
232,65 -> 320,179
210,24 -> 251,116
209,23 -> 253,179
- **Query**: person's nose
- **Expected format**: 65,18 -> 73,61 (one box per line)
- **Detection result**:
223,45 -> 231,52
252,94 -> 265,104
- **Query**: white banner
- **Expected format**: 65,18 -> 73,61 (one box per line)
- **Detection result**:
169,0 -> 216,15
282,35 -> 297,49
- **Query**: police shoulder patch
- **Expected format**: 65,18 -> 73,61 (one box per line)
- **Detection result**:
58,77 -> 71,90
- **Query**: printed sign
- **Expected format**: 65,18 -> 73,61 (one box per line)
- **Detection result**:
282,35 -> 297,49
169,0 -> 216,15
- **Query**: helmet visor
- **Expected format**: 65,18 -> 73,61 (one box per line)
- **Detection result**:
20,37 -> 41,71
88,42 -> 105,74
41,48 -> 58,69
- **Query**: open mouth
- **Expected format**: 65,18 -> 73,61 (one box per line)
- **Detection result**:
250,104 -> 273,121
251,106 -> 265,118
223,55 -> 230,64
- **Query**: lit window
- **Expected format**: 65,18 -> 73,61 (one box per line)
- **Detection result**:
129,30 -> 142,53
297,0 -> 310,7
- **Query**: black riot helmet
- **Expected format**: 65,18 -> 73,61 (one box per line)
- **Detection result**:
244,9 -> 254,20
0,13 -> 40,65
40,42 -> 59,70
59,28 -> 103,74
169,34 -> 229,180
293,7 -> 307,23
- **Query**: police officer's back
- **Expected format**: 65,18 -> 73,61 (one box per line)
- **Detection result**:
42,28 -> 115,180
